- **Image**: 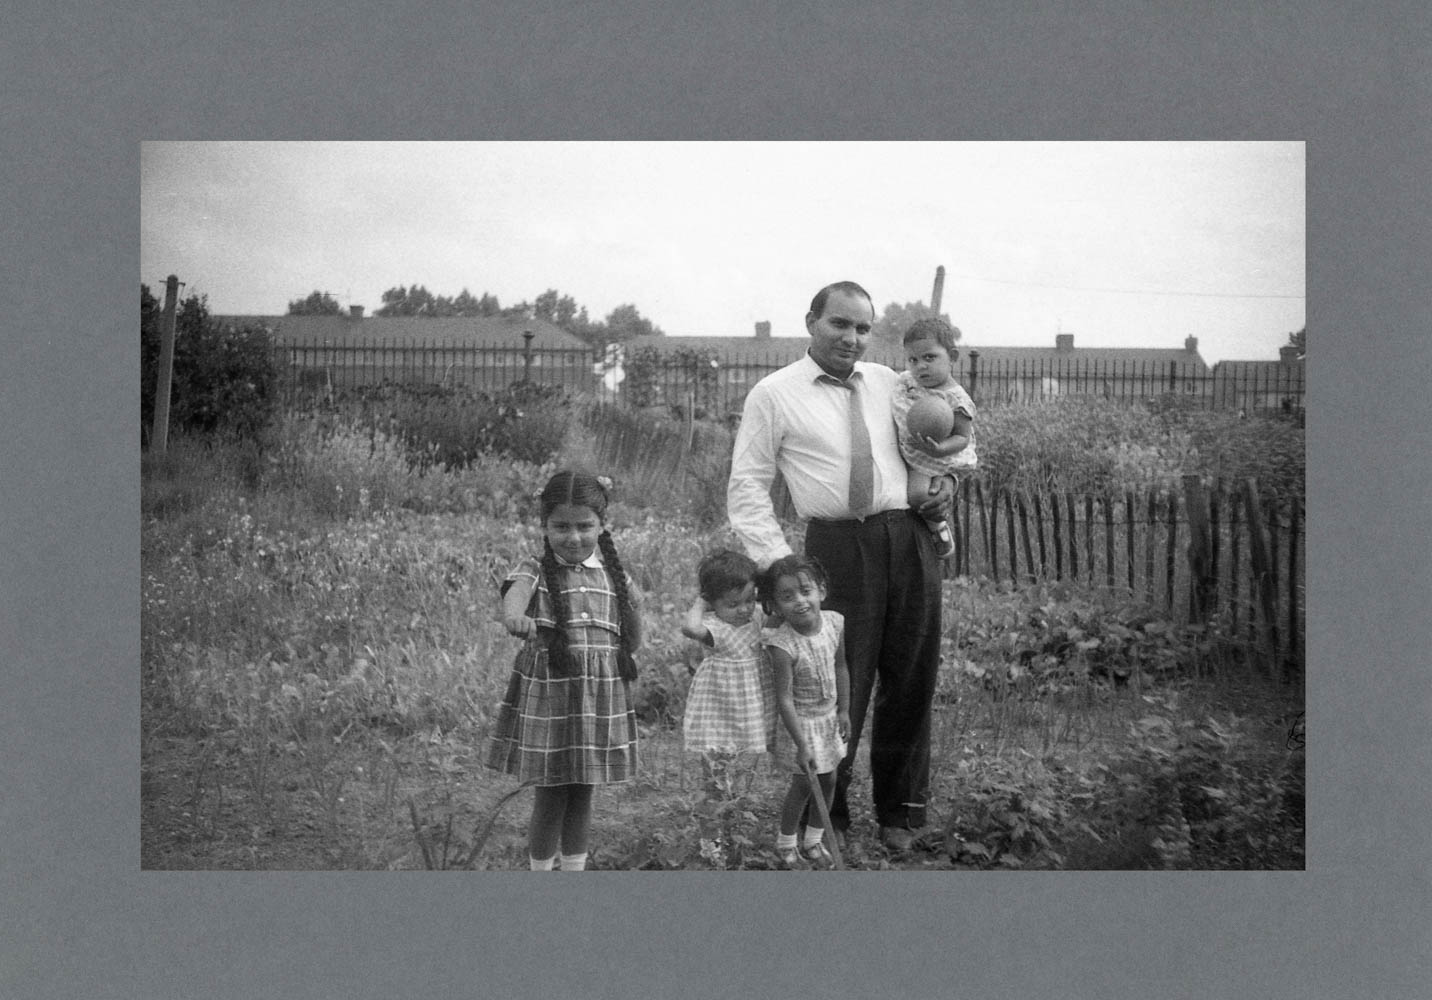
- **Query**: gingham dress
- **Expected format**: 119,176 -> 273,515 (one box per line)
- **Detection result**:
682,613 -> 775,754
485,554 -> 638,786
764,611 -> 847,774
892,371 -> 979,479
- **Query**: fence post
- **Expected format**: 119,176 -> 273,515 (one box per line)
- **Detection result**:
1125,490 -> 1137,592
1164,491 -> 1178,615
1242,478 -> 1281,677
522,330 -> 534,383
967,350 -> 979,400
1183,474 -> 1215,622
150,274 -> 180,457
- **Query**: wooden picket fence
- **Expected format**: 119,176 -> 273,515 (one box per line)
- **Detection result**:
939,474 -> 1303,673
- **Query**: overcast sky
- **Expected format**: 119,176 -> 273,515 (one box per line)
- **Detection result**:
140,141 -> 1304,364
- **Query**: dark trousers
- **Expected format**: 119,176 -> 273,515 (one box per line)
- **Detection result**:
804,509 -> 943,831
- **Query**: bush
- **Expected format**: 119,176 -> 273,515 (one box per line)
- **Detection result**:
973,396 -> 1303,503
267,414 -> 417,518
624,345 -> 722,417
141,285 -> 281,442
318,381 -> 572,470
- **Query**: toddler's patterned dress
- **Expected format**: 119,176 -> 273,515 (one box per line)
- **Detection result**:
892,370 -> 979,480
682,612 -> 774,754
486,552 -> 637,785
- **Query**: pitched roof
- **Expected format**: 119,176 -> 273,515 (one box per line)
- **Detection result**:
622,334 -> 907,367
960,344 -> 1209,373
1209,358 -> 1305,387
214,313 -> 588,349
622,335 -> 1208,372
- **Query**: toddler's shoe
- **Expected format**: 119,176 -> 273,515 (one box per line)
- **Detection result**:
778,846 -> 805,869
932,522 -> 956,559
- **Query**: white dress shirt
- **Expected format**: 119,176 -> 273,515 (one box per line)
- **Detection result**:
728,352 -> 909,568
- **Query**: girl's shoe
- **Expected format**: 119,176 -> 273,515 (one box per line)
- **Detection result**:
801,841 -> 833,866
778,846 -> 804,869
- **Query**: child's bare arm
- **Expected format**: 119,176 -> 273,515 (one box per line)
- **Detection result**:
919,412 -> 973,458
679,596 -> 713,644
625,574 -> 645,651
500,577 -> 536,637
769,647 -> 808,765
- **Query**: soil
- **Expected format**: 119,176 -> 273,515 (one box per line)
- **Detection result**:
140,722 -> 967,872
141,680 -> 1303,872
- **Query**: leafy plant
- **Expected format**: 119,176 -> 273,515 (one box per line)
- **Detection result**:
142,285 -> 281,442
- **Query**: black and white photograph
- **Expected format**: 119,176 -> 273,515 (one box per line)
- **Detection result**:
7,3 -> 1430,998
140,140 -> 1306,873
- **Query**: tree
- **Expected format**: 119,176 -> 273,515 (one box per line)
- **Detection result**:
872,301 -> 957,345
1287,327 -> 1305,357
287,290 -> 344,315
451,288 -> 482,316
603,303 -> 664,342
534,288 -> 580,326
376,284 -> 439,316
141,284 -> 279,442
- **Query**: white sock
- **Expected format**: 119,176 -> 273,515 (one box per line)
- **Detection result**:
529,855 -> 557,871
802,826 -> 825,850
776,832 -> 798,851
559,852 -> 588,871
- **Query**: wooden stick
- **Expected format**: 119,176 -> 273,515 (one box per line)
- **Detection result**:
804,761 -> 844,869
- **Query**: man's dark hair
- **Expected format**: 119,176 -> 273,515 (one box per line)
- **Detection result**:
808,280 -> 872,320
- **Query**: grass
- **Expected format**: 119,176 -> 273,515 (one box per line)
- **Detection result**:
140,408 -> 1304,871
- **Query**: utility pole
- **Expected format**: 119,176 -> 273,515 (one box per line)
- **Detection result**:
151,275 -> 179,457
930,265 -> 946,316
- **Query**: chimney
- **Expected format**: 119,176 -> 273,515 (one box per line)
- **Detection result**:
349,305 -> 364,320
755,320 -> 771,340
1185,336 -> 1198,353
1279,345 -> 1301,362
1056,333 -> 1074,352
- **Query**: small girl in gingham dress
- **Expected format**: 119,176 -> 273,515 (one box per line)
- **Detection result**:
680,549 -> 775,758
486,471 -> 643,871
759,554 -> 850,868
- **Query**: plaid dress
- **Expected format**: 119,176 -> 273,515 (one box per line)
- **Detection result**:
682,613 -> 774,754
485,554 -> 638,786
764,611 -> 847,774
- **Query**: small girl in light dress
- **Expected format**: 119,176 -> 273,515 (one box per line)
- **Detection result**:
759,553 -> 850,868
680,549 -> 775,760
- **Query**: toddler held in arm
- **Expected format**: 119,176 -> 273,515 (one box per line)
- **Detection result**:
891,317 -> 978,558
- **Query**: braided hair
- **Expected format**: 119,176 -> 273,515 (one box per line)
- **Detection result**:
535,471 -> 640,682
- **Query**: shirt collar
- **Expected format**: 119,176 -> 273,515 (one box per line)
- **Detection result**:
801,350 -> 865,386
553,550 -> 604,569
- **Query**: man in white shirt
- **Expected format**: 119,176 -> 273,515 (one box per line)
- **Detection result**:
727,280 -> 951,853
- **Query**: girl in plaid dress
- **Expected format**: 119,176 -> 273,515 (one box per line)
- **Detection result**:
680,549 -> 774,758
760,554 -> 850,868
486,471 -> 643,871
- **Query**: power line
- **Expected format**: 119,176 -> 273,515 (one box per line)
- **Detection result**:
947,270 -> 1304,300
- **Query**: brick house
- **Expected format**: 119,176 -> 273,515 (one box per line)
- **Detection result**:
1210,345 -> 1306,414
